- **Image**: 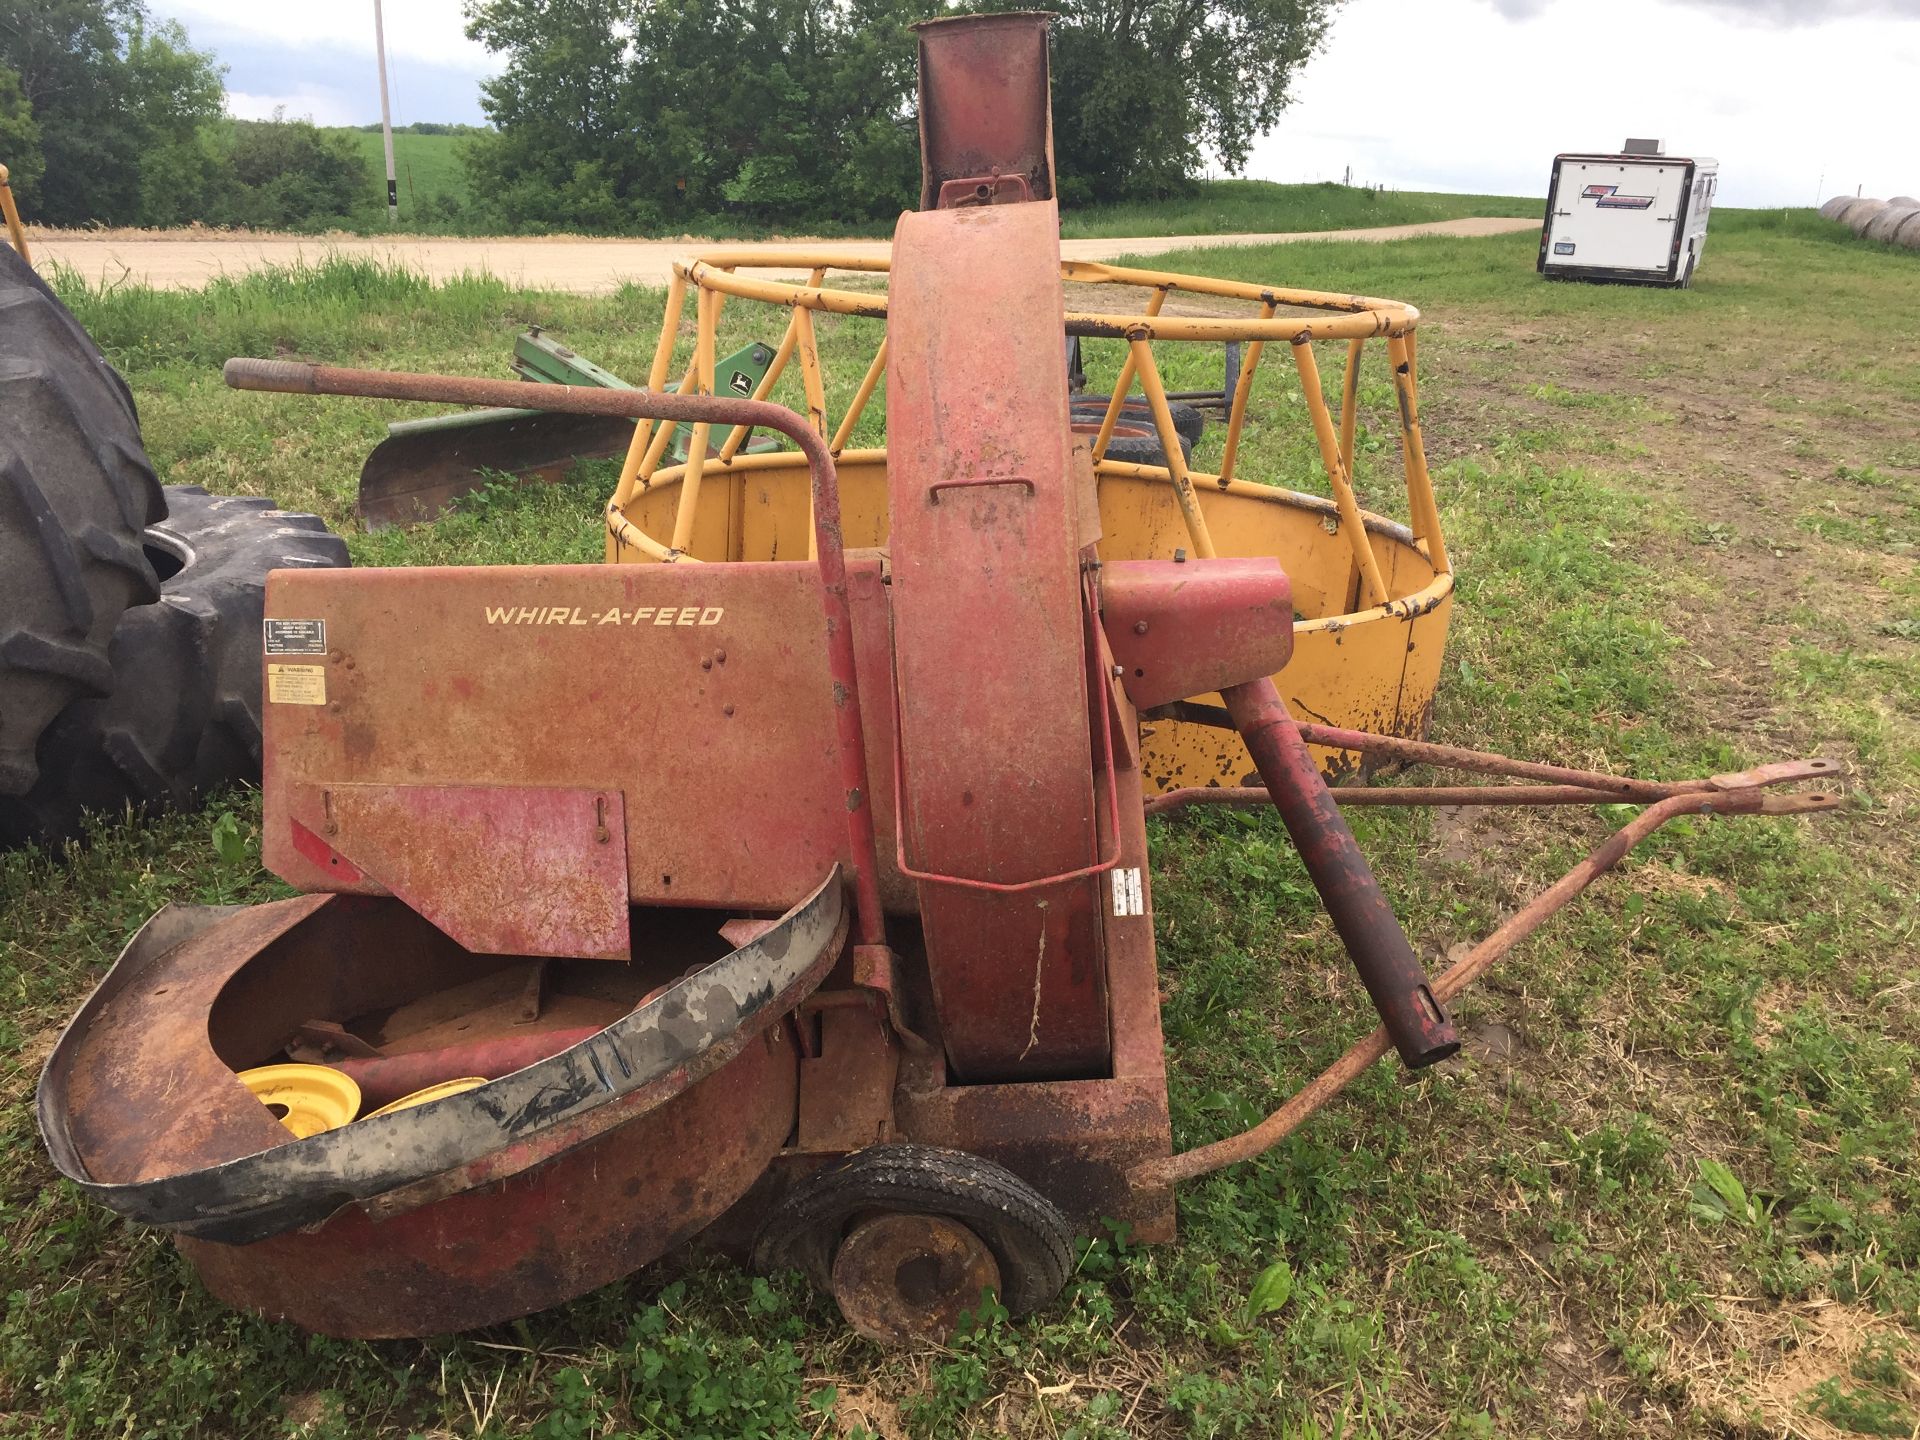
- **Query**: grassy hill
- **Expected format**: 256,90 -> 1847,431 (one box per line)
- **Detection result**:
333,129 -> 472,226
312,140 -> 1535,239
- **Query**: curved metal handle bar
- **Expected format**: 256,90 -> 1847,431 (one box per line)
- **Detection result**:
1130,766 -> 1840,1189
223,358 -> 888,950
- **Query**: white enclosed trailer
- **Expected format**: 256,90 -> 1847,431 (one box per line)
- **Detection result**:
1537,140 -> 1718,287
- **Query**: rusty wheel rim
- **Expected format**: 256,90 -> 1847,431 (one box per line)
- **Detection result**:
829,1212 -> 1002,1344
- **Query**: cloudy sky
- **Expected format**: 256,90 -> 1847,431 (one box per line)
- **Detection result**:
153,0 -> 1918,208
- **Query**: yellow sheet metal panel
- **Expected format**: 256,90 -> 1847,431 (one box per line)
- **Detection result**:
611,453 -> 1450,782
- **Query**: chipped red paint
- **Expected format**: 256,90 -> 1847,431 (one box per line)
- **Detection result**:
1099,557 -> 1294,710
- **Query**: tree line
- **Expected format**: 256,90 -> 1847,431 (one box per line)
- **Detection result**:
1,0 -> 1336,233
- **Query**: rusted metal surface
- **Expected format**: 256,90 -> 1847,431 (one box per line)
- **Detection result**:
1223,678 -> 1460,1069
357,411 -> 635,530
181,1027 -> 799,1338
915,13 -> 1054,210
892,750 -> 1174,1241
1145,774 -> 1844,817
1132,765 -> 1841,1189
1098,557 -> 1294,710
263,563 -> 857,913
1159,704 -> 1846,801
324,1025 -> 605,1110
830,1213 -> 1000,1343
225,358 -> 890,951
38,871 -> 846,1244
885,197 -> 1107,1082
797,1001 -> 901,1151
285,783 -> 629,960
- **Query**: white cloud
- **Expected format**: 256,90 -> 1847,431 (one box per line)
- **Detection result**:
225,89 -> 363,127
1249,0 -> 1919,206
157,0 -> 1918,208
158,0 -> 493,72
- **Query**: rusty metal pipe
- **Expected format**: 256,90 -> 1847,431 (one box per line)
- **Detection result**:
223,358 -> 889,950
327,1026 -> 605,1109
1131,781 -> 1838,1189
1146,783 -> 1704,817
1222,677 -> 1459,1068
1161,701 -> 1726,801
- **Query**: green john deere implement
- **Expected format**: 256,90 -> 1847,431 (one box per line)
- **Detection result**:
355,329 -> 777,529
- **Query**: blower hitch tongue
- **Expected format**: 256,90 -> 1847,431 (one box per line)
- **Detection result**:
37,12 -> 1839,1344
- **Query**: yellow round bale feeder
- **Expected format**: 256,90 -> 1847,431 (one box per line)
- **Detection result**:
602,250 -> 1453,789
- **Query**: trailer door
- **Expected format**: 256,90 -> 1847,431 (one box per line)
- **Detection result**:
1544,158 -> 1690,275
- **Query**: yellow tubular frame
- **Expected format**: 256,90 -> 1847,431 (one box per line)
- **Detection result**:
604,249 -> 1447,591
0,165 -> 27,263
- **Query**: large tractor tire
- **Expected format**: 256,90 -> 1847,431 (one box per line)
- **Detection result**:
0,486 -> 349,847
0,245 -> 164,794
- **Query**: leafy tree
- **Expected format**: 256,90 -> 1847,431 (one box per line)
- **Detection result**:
0,0 -> 223,225
0,63 -> 41,202
1048,0 -> 1338,204
222,112 -> 370,229
462,0 -> 1335,230
463,0 -> 937,232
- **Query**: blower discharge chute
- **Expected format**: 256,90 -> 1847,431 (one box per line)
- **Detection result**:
37,14 -> 1837,1343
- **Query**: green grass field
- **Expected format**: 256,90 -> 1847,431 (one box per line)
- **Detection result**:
334,129 -> 471,228
1058,178 -> 1540,238
310,143 -> 1531,240
4,211 -> 1917,1438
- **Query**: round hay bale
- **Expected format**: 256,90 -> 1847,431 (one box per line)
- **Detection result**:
1864,204 -> 1920,242
1843,198 -> 1887,232
1887,195 -> 1919,207
1819,195 -> 1855,221
1891,209 -> 1920,251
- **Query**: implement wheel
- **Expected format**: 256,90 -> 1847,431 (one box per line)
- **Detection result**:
751,1144 -> 1072,1342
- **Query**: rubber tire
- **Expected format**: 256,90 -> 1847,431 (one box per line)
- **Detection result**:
0,245 -> 164,794
0,486 -> 349,847
1094,423 -> 1194,469
1071,394 -> 1206,447
751,1144 -> 1074,1318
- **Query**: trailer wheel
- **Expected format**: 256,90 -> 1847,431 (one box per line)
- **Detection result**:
0,245 -> 164,795
0,486 -> 348,847
1072,417 -> 1193,470
1071,395 -> 1205,447
751,1144 -> 1073,1342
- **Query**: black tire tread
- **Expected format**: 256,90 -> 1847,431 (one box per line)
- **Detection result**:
0,485 -> 348,847
751,1144 -> 1073,1317
1071,394 -> 1206,447
0,246 -> 163,794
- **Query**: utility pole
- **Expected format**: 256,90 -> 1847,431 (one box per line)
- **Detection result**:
374,0 -> 398,226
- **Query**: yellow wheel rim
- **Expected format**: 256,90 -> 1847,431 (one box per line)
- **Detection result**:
366,1077 -> 489,1119
238,1064 -> 361,1138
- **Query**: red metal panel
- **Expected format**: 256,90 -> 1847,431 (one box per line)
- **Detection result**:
892,750 -> 1172,1239
285,783 -> 629,960
1099,558 -> 1295,711
885,200 -> 1107,1081
179,1027 -> 798,1339
262,561 -> 899,915
915,14 -> 1055,208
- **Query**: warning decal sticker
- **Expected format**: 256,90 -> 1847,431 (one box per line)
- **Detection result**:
264,618 -> 327,655
267,663 -> 327,705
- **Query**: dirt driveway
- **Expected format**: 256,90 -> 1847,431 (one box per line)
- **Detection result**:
30,216 -> 1538,293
